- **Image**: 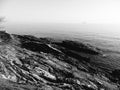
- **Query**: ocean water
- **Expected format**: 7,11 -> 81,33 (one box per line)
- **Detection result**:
5,23 -> 120,53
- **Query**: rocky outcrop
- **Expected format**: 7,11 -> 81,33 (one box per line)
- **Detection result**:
0,31 -> 12,43
0,31 -> 119,90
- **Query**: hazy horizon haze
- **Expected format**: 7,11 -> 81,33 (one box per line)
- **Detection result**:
1,0 -> 120,37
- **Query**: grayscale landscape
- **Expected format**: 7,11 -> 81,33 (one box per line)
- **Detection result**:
0,0 -> 120,90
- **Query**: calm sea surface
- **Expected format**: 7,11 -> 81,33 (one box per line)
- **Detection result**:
5,23 -> 120,53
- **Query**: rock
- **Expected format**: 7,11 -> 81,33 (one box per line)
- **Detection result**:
0,32 -> 118,90
0,31 -> 12,43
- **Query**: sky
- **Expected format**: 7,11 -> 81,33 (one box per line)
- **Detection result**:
1,0 -> 120,24
1,0 -> 120,36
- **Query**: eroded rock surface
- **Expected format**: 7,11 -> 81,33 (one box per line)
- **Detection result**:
0,31 -> 119,90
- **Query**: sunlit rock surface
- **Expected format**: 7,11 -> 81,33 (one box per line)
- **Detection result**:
0,31 -> 119,90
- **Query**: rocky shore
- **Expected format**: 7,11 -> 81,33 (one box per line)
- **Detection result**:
0,31 -> 119,90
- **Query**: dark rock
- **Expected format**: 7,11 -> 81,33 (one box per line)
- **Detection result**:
0,31 -> 12,43
54,40 -> 100,55
0,32 -> 118,90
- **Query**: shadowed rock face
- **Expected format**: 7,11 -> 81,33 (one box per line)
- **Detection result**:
0,31 -> 119,90
0,31 -> 12,42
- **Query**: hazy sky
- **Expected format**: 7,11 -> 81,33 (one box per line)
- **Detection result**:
1,0 -> 120,37
1,0 -> 120,24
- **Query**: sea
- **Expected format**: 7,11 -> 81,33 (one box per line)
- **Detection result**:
4,23 -> 120,52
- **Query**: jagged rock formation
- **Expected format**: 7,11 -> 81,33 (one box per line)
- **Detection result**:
0,31 -> 119,90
